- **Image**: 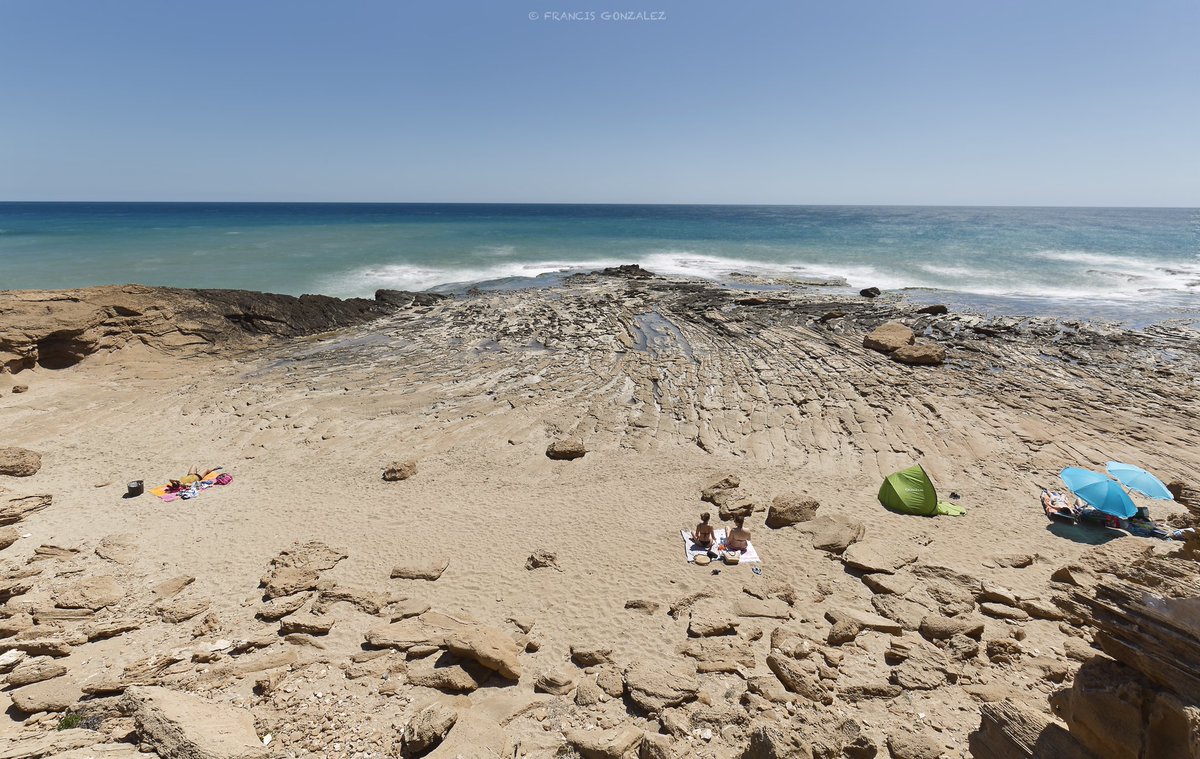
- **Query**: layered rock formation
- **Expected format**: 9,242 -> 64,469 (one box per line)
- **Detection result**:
971,543 -> 1200,759
0,285 -> 424,373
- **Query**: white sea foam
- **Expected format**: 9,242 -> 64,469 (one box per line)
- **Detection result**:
319,247 -> 1200,306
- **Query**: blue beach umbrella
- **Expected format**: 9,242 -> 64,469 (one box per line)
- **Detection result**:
1105,462 -> 1175,501
1060,467 -> 1138,519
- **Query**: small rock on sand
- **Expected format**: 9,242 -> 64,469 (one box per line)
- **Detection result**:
688,611 -> 739,638
624,598 -> 660,615
546,438 -> 587,460
980,602 -> 1030,621
0,447 -> 41,477
401,700 -> 458,756
279,612 -> 334,636
391,557 -> 449,581
992,553 -> 1035,569
12,385 -> 29,394
765,493 -> 819,528
382,460 -> 417,481
535,668 -> 579,695
525,549 -> 559,571
570,644 -> 613,667
919,614 -> 985,641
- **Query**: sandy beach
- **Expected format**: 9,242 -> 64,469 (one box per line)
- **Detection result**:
1,270 -> 1197,758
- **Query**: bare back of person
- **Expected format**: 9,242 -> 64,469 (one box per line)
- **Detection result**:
726,527 -> 750,551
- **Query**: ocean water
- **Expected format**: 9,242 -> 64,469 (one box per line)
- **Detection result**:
1,202 -> 1197,326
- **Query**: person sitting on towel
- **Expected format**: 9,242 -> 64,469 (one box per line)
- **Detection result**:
693,512 -> 716,549
726,516 -> 751,553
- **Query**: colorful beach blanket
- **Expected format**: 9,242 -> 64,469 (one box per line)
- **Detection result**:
679,528 -> 761,564
148,468 -> 232,502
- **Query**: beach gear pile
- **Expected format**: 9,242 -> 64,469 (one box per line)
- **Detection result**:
1055,461 -> 1192,541
878,464 -> 965,517
148,467 -> 233,502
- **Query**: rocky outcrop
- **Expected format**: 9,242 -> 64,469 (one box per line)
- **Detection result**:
121,686 -> 267,759
972,548 -> 1200,759
55,575 -> 124,610
0,494 -> 51,525
0,285 -> 413,373
1051,552 -> 1200,758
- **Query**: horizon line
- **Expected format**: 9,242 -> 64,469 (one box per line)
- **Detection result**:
2,200 -> 1198,210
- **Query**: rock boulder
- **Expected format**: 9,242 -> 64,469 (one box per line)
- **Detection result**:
0,448 -> 41,478
863,321 -> 914,354
765,494 -> 819,528
444,625 -> 522,680
893,342 -> 946,366
382,460 -> 417,481
400,700 -> 458,756
623,661 -> 699,713
121,685 -> 267,759
546,438 -> 586,460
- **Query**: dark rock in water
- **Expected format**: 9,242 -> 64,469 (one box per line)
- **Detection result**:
915,304 -> 949,315
859,287 -> 881,298
598,264 -> 655,278
374,290 -> 449,308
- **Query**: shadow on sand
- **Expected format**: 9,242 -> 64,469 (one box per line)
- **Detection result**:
1047,520 -> 1123,545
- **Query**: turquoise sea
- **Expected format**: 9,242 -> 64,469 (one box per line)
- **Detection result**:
1,203 -> 1197,326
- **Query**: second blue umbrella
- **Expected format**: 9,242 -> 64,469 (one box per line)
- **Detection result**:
1106,462 -> 1175,500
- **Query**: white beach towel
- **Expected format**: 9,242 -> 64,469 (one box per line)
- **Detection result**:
680,528 -> 761,564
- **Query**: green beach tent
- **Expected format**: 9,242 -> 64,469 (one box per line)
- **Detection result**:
878,464 -> 965,517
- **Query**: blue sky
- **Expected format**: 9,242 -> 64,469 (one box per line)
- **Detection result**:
1,1 -> 1197,205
